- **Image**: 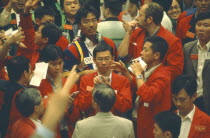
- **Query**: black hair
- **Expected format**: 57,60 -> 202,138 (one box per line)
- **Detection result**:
6,56 -> 30,82
196,12 -> 210,23
104,0 -> 123,16
145,2 -> 164,25
74,5 -> 100,25
146,36 -> 168,61
130,0 -> 140,9
172,75 -> 197,97
92,84 -> 116,112
15,88 -> 42,117
153,0 -> 173,12
60,0 -> 81,9
39,45 -> 64,62
34,6 -> 55,20
93,41 -> 113,58
41,23 -> 61,45
154,111 -> 181,138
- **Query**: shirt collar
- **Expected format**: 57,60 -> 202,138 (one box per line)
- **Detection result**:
84,38 -> 96,48
197,40 -> 210,51
178,105 -> 195,122
144,64 -> 161,80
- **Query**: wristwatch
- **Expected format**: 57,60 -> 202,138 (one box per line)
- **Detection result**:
136,74 -> 143,79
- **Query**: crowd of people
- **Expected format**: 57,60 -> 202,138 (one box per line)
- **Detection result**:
0,0 -> 210,138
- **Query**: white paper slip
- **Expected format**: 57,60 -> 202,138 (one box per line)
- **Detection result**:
29,70 -> 43,87
128,57 -> 147,74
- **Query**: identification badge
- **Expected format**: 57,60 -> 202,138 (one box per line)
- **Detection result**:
86,86 -> 93,92
190,54 -> 198,60
63,24 -> 73,30
194,125 -> 206,132
77,62 -> 87,71
186,31 -> 195,38
205,52 -> 210,59
84,57 -> 93,65
144,102 -> 149,107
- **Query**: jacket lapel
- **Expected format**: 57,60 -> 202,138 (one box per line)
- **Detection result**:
202,48 -> 210,72
190,42 -> 198,73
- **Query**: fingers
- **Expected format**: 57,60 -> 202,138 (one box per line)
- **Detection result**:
71,65 -> 77,73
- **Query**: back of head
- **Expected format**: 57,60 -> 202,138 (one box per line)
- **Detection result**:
80,0 -> 101,15
41,23 -> 61,45
153,0 -> 172,12
6,56 -> 30,82
15,88 -> 42,117
130,0 -> 140,9
172,75 -> 197,97
75,5 -> 100,25
146,36 -> 168,61
145,2 -> 164,25
34,6 -> 55,20
195,12 -> 210,24
93,41 -> 113,58
92,84 -> 116,112
39,45 -> 64,62
104,0 -> 123,16
154,111 -> 181,138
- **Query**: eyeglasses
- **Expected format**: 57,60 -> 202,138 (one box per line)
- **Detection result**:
82,19 -> 98,25
96,57 -> 111,62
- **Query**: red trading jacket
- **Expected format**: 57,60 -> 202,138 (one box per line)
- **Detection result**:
9,118 -> 36,138
129,26 -> 183,80
77,72 -> 132,117
17,14 -> 69,70
176,14 -> 196,45
188,106 -> 210,138
38,78 -> 80,138
136,65 -> 172,138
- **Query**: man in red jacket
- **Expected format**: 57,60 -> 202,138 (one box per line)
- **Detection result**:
172,75 -> 210,138
77,41 -> 132,118
8,88 -> 44,138
118,2 -> 183,80
112,36 -> 172,138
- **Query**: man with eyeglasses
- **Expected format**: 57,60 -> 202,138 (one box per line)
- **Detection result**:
76,41 -> 132,119
172,75 -> 210,138
63,5 -> 118,72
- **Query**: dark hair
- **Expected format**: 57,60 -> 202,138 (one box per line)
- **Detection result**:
196,12 -> 210,24
92,84 -> 116,112
41,23 -> 61,45
75,5 -> 100,25
145,2 -> 164,25
6,56 -> 30,82
34,6 -> 55,20
15,88 -> 42,117
104,0 -> 122,16
153,0 -> 172,12
39,45 -> 64,62
146,36 -> 168,61
93,41 -> 113,58
60,0 -> 81,9
154,111 -> 181,138
172,75 -> 197,97
80,0 -> 101,15
130,0 -> 140,9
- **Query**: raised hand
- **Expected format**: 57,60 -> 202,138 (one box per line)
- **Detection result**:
24,0 -> 40,13
111,60 -> 127,74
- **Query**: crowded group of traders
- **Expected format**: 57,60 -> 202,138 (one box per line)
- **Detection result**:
0,0 -> 210,137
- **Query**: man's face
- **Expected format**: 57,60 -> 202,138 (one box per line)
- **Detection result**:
141,41 -> 157,64
48,58 -> 64,77
13,0 -> 27,13
127,3 -> 138,17
135,4 -> 148,29
79,13 -> 98,37
172,89 -> 196,117
35,25 -> 47,46
167,0 -> 181,19
94,50 -> 113,75
63,0 -> 80,17
153,123 -> 166,138
36,15 -> 55,26
196,19 -> 210,43
195,0 -> 210,14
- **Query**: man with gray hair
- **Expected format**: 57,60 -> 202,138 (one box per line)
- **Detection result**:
72,84 -> 135,138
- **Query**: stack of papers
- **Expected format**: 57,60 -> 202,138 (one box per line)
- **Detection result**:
128,57 -> 147,74
30,62 -> 49,87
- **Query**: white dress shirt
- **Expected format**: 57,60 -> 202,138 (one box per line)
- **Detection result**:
178,105 -> 195,138
196,41 -> 210,97
84,38 -> 97,69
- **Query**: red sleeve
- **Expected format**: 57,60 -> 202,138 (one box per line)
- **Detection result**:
56,36 -> 69,51
176,15 -> 192,40
136,68 -> 171,103
112,76 -> 132,113
77,76 -> 93,111
17,13 -> 36,60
